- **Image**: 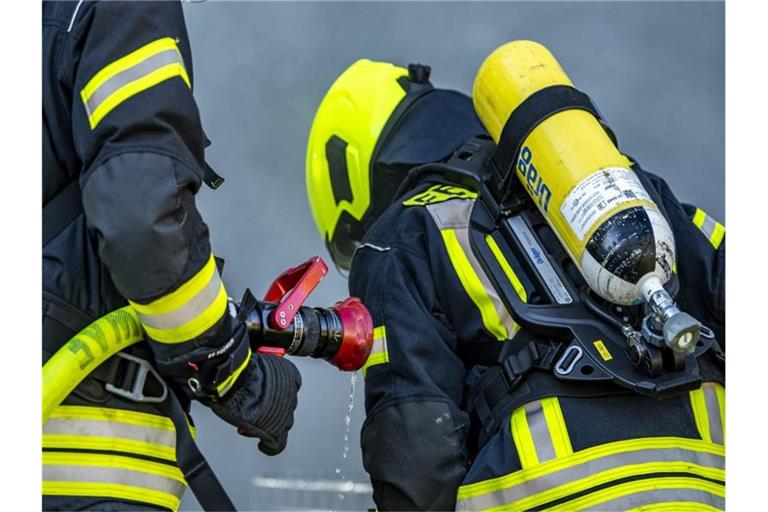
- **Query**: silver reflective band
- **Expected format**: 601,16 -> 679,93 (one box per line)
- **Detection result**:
455,447 -> 724,511
83,49 -> 185,120
524,401 -> 557,463
43,417 -> 176,449
427,199 -> 518,337
699,214 -> 718,240
137,270 -> 223,330
703,383 -> 724,445
575,487 -> 725,511
43,464 -> 185,498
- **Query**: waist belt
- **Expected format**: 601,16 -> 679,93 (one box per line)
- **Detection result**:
88,348 -> 236,511
466,339 -> 726,451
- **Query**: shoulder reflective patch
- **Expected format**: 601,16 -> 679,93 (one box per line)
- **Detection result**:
81,37 -> 191,129
403,184 -> 478,207
362,326 -> 388,377
692,208 -> 725,250
426,198 -> 518,341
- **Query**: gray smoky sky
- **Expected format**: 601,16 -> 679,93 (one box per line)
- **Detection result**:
181,1 -> 724,509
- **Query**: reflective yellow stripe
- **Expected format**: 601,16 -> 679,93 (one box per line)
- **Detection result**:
510,406 -> 539,468
43,405 -> 197,462
43,482 -> 180,511
546,477 -> 724,512
362,326 -> 388,377
627,501 -> 724,512
710,223 -> 725,249
715,384 -> 725,440
690,387 -> 712,443
42,434 -> 176,462
49,405 -> 175,431
43,451 -> 185,485
81,37 -> 190,129
457,436 -> 724,502
130,254 -> 228,343
541,398 -> 573,458
692,208 -> 725,250
485,234 -> 527,302
216,347 -> 252,396
692,208 -> 707,229
442,229 -> 508,341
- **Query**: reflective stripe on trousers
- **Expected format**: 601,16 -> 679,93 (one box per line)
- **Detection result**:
456,394 -> 725,511
43,405 -> 190,511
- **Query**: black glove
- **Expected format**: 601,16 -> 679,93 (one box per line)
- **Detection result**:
208,353 -> 302,455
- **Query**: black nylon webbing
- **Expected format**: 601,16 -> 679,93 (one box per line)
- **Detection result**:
156,388 -> 237,511
491,84 -> 610,176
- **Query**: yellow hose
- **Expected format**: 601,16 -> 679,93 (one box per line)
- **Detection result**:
42,306 -> 144,424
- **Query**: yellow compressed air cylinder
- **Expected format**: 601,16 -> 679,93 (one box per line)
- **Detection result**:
473,41 -> 675,305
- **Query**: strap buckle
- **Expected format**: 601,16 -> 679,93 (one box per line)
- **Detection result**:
500,342 -> 540,391
105,352 -> 168,403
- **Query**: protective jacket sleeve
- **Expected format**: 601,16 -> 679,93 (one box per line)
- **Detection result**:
68,1 -> 243,394
635,166 -> 726,345
349,206 -> 477,511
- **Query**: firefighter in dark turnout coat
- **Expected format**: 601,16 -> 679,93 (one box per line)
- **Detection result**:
305,58 -> 725,510
43,2 -> 300,509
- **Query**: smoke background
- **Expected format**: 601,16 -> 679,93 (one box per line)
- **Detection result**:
181,1 -> 724,509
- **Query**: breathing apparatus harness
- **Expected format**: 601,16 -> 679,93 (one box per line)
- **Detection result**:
394,85 -> 725,449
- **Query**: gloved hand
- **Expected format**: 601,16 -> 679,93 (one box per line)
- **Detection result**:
208,353 -> 302,455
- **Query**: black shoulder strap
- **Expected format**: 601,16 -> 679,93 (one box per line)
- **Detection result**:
492,84 -> 618,179
43,180 -> 83,247
156,386 -> 237,511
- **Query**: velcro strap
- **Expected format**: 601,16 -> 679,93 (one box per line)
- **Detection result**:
43,180 -> 83,247
492,85 -> 616,179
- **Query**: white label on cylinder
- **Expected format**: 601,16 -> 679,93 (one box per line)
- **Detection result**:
560,167 -> 653,241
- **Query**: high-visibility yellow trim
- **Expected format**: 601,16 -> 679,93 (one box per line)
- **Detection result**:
42,307 -> 144,424
42,434 -> 177,462
541,398 -> 573,458
485,234 -> 527,302
441,229 -> 508,341
49,405 -> 175,432
42,451 -> 186,484
362,326 -> 388,377
457,436 -> 724,500
43,481 -> 180,512
715,384 -> 725,440
710,223 -> 725,249
543,476 -> 725,512
627,501 -> 724,512
87,63 -> 189,128
510,407 -> 539,468
692,208 -> 707,229
478,467 -> 724,512
81,38 -> 185,99
216,347 -> 252,396
130,255 -> 217,316
81,37 -> 190,129
130,254 -> 228,344
690,387 -> 712,443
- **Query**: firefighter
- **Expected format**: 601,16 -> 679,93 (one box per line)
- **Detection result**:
43,2 -> 301,510
305,58 -> 725,510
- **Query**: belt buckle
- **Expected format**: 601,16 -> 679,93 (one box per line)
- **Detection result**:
106,352 -> 168,403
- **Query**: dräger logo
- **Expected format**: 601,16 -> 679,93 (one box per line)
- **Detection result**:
529,246 -> 545,265
518,146 -> 552,212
